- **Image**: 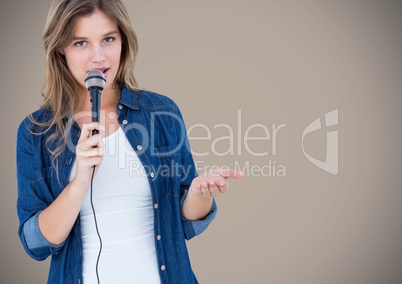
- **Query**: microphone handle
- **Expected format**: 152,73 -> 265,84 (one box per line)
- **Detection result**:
90,87 -> 102,135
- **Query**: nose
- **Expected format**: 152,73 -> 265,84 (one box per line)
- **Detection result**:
90,44 -> 106,63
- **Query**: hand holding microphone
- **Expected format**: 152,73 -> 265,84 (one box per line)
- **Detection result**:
73,70 -> 106,190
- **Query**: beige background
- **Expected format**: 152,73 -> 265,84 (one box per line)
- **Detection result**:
1,0 -> 402,283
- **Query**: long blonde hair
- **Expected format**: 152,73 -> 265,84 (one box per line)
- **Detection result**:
33,0 -> 139,165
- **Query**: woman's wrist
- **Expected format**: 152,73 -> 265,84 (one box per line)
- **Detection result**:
182,189 -> 213,221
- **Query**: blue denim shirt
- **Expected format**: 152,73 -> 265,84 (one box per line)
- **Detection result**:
16,86 -> 217,284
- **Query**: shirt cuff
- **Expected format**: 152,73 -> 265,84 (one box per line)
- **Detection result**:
180,191 -> 218,240
23,211 -> 65,252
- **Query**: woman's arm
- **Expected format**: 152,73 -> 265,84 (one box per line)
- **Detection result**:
38,122 -> 105,245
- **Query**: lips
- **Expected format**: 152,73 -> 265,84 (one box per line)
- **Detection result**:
93,68 -> 110,78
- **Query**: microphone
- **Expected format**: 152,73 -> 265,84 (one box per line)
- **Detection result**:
85,70 -> 106,135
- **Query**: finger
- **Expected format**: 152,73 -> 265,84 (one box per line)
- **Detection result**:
208,180 -> 221,197
210,167 -> 244,179
201,182 -> 211,196
191,183 -> 203,196
76,146 -> 104,157
78,134 -> 104,150
77,156 -> 103,168
78,123 -> 105,142
218,179 -> 229,193
227,170 -> 244,179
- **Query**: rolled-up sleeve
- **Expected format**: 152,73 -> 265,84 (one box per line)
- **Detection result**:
180,192 -> 217,240
16,117 -> 64,260
22,212 -> 65,257
174,105 -> 218,240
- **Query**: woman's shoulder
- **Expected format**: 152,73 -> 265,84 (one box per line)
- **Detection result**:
123,86 -> 179,110
30,107 -> 54,121
17,107 -> 54,136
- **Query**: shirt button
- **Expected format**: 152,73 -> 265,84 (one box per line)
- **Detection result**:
137,145 -> 142,151
154,203 -> 159,209
156,235 -> 161,240
161,265 -> 166,271
118,104 -> 123,110
122,120 -> 128,125
150,172 -> 155,178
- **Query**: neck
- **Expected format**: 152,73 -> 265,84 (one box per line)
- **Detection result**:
73,84 -> 121,133
101,84 -> 121,108
76,84 -> 120,114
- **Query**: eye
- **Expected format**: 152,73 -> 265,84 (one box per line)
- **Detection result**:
73,41 -> 87,47
104,37 -> 115,43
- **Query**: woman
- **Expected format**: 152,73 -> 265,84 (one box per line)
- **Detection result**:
16,0 -> 243,283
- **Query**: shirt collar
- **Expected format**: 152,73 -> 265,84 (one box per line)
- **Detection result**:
118,85 -> 140,110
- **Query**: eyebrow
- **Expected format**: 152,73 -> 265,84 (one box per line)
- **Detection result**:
71,31 -> 119,41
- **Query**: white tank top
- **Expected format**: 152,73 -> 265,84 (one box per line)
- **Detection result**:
69,127 -> 161,284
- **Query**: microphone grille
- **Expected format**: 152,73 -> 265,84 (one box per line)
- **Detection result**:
85,69 -> 106,89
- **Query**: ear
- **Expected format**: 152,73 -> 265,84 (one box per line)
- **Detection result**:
58,48 -> 65,55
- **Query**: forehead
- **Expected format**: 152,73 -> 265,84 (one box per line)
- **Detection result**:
72,10 -> 118,36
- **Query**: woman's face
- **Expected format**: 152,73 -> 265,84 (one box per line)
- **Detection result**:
61,10 -> 122,93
